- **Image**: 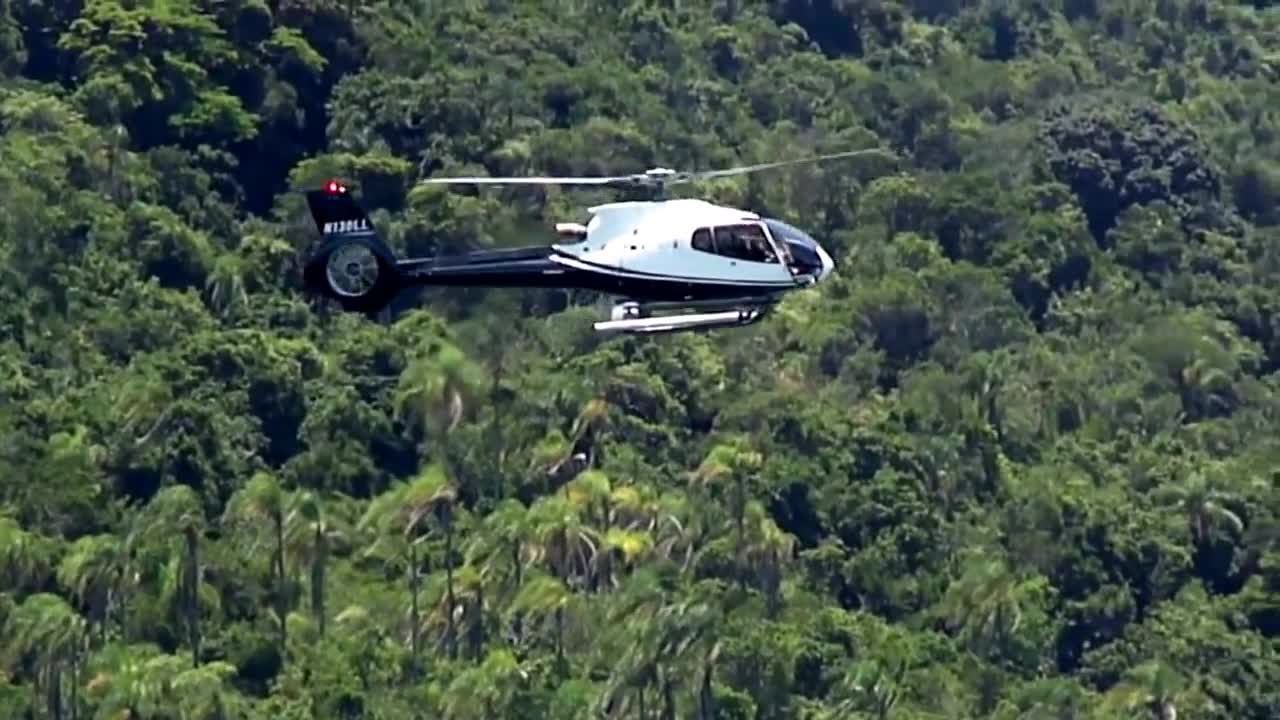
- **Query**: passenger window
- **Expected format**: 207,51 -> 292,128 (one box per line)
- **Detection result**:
713,224 -> 777,263
691,228 -> 715,253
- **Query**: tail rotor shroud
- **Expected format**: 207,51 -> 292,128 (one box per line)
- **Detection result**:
302,180 -> 405,314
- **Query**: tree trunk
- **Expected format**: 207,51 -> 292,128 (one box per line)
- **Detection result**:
511,540 -> 524,642
597,500 -> 611,593
698,661 -> 715,720
555,606 -> 564,663
184,527 -> 201,667
70,657 -> 81,720
47,664 -> 62,720
409,541 -> 420,670
444,516 -> 457,659
313,524 -> 327,638
275,512 -> 288,656
734,475 -> 746,591
661,668 -> 676,720
470,581 -> 485,661
764,557 -> 782,618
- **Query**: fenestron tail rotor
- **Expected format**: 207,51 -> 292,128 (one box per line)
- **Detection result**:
418,148 -> 890,191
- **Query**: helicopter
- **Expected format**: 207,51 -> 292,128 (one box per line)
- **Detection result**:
301,151 -> 875,334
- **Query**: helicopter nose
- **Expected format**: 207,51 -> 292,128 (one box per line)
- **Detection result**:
815,243 -> 834,280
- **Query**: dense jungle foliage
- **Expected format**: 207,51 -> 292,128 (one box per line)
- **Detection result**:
4,0 -> 1280,718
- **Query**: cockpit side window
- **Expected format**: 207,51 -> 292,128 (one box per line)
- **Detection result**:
691,227 -> 715,253
711,224 -> 778,263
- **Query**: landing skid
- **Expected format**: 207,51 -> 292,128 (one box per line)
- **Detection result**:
594,298 -> 774,335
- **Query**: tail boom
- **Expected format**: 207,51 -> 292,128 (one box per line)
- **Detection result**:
396,246 -> 570,288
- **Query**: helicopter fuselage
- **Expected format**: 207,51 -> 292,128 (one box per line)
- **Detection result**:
392,199 -> 832,300
302,184 -> 834,333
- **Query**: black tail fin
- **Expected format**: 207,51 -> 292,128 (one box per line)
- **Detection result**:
301,180 -> 404,315
304,180 -> 380,238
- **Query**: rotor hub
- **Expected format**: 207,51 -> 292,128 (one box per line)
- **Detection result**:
326,243 -> 379,297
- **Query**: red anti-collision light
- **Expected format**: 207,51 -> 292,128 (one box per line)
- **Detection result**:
325,180 -> 346,194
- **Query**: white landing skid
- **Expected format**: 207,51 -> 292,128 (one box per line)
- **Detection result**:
594,307 -> 767,335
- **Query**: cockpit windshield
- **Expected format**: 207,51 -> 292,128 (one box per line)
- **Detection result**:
763,218 -> 823,277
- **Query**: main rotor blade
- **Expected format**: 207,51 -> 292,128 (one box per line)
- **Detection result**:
419,175 -> 626,185
674,149 -> 888,183
418,148 -> 890,189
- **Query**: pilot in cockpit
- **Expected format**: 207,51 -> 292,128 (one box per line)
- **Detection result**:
747,228 -> 778,263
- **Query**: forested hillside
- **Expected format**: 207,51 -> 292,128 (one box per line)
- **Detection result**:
4,1 -> 1280,718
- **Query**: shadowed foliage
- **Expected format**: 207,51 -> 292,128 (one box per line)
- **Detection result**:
3,2 -> 1280,719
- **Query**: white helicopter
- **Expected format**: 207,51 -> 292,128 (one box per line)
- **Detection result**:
302,151 -> 873,334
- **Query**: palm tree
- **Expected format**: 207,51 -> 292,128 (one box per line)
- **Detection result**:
55,533 -> 128,645
82,643 -> 181,719
462,498 -> 530,645
564,470 -> 616,591
650,490 -> 698,574
393,336 -> 488,467
510,572 -> 573,664
567,397 -> 610,469
84,643 -> 244,719
650,598 -> 721,720
448,562 -> 488,661
990,676 -> 1094,720
222,471 -> 292,657
528,429 -> 576,490
359,463 -> 460,666
656,597 -> 721,720
564,469 -> 611,523
596,621 -> 660,718
406,464 -> 461,658
331,604 -> 400,692
816,620 -> 925,720
1100,659 -> 1212,720
525,493 -> 600,592
132,484 -> 207,667
441,647 -> 527,719
594,574 -> 671,718
604,482 -> 653,531
29,425 -> 107,537
284,490 -> 344,638
357,504 -> 420,666
106,366 -> 175,473
598,528 -> 655,592
696,639 -> 723,720
0,513 -> 56,595
741,502 -> 796,617
594,481 -> 678,586
533,397 -> 610,483
596,574 -> 722,720
170,659 -> 245,718
1,593 -> 89,720
935,551 -> 1045,666
692,438 -> 763,589
204,252 -> 248,318
1152,464 -> 1244,546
